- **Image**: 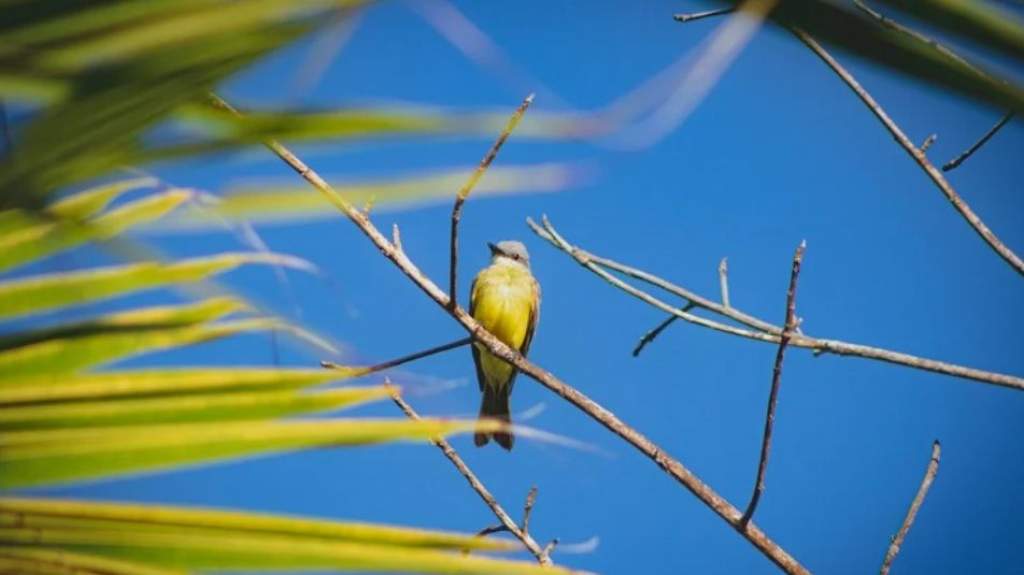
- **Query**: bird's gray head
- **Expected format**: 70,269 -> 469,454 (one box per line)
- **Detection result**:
488,240 -> 530,268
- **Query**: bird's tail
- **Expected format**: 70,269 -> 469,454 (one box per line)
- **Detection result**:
474,385 -> 513,450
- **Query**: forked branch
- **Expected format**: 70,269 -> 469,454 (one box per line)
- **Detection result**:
791,29 -> 1024,277
529,217 -> 1024,391
386,383 -> 552,564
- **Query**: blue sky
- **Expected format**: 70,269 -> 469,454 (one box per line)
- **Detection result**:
31,1 -> 1024,573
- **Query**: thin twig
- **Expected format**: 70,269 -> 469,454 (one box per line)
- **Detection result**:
741,241 -> 805,527
321,337 -> 471,375
476,524 -> 508,538
920,134 -> 937,153
632,303 -> 693,357
791,29 -> 1024,277
522,486 -> 539,536
942,112 -> 1014,172
387,383 -> 551,564
719,257 -> 731,308
218,93 -> 811,575
529,217 -> 1024,391
449,94 -> 533,308
392,223 -> 403,253
673,8 -> 736,23
879,441 -> 942,575
542,538 -> 560,562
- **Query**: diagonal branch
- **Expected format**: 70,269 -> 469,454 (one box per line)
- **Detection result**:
449,94 -> 533,308
879,441 -> 942,575
942,112 -> 1014,172
741,241 -> 805,527
529,217 -> 1024,392
214,92 -> 811,575
386,383 -> 552,564
791,29 -> 1024,278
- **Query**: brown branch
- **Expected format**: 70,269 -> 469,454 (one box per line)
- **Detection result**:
790,29 -> 1024,277
387,383 -> 552,565
879,441 -> 942,575
216,93 -> 811,575
719,257 -> 731,308
449,94 -> 533,308
529,217 -> 1024,391
942,112 -> 1014,172
673,8 -> 736,23
322,337 -> 471,375
741,241 -> 805,527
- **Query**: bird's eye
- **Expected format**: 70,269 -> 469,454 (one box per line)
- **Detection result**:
512,254 -> 520,260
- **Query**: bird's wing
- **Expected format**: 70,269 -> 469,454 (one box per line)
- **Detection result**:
504,276 -> 540,395
519,276 -> 541,358
469,273 -> 488,392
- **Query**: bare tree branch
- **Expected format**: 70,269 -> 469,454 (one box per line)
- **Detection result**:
880,441 -> 942,575
529,217 -> 1024,391
942,112 -> 1014,172
212,92 -> 811,575
386,382 -> 552,565
791,29 -> 1024,277
449,94 -> 533,308
673,8 -> 736,23
321,337 -> 471,375
741,241 -> 805,527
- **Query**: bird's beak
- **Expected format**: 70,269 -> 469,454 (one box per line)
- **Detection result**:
487,242 -> 501,256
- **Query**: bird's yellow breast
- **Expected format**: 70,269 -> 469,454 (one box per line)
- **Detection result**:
471,261 -> 537,387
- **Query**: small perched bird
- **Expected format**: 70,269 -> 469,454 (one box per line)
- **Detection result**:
470,240 -> 540,450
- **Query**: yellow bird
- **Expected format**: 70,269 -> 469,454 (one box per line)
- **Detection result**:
470,240 -> 540,450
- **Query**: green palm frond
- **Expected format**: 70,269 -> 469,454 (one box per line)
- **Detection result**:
719,0 -> 1024,113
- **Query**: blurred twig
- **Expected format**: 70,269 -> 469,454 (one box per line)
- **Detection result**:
879,441 -> 942,575
386,382 -> 552,565
741,241 -> 805,527
449,94 -> 533,309
673,8 -> 737,23
632,303 -> 692,357
529,217 -> 1024,391
321,337 -> 471,375
942,112 -> 1014,172
792,29 -> 1024,277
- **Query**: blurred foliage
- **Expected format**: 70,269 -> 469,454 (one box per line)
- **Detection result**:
0,1 -> 569,573
721,0 -> 1024,113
